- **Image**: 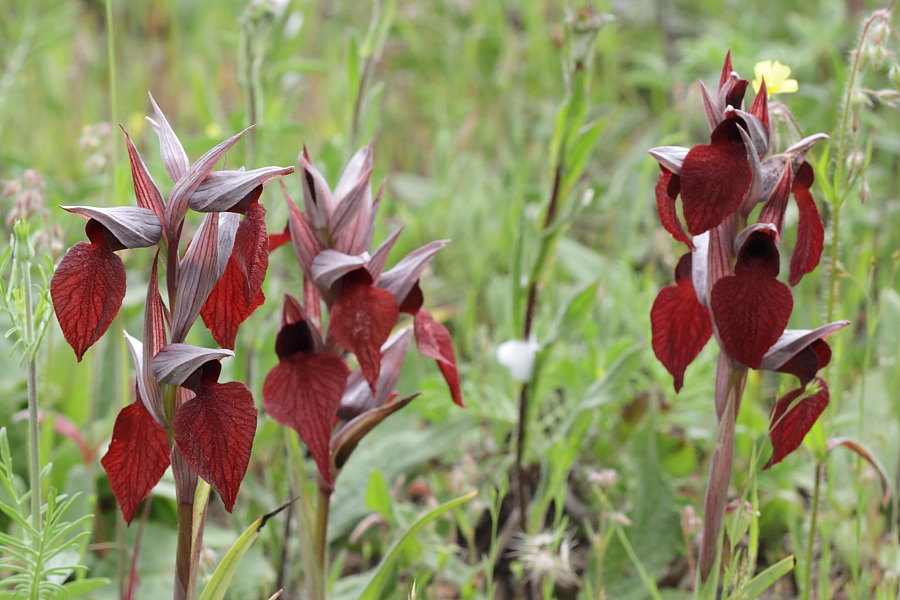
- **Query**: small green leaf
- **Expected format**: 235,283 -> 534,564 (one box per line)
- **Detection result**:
743,555 -> 795,598
358,491 -> 477,600
58,577 -> 111,598
365,469 -> 394,521
560,119 -> 605,199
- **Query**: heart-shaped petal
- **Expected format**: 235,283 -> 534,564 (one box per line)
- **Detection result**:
680,118 -> 752,235
651,253 -> 713,391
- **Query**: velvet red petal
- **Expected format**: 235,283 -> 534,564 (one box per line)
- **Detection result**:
655,169 -> 691,247
262,353 -> 350,490
414,309 -> 463,406
201,201 -> 268,349
764,378 -> 829,469
650,254 -> 713,392
173,381 -> 257,512
789,163 -> 824,286
680,118 -> 752,235
50,237 -> 126,361
329,276 -> 399,394
711,230 -> 793,368
101,401 -> 171,524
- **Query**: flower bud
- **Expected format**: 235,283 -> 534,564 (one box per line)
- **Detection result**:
868,19 -> 890,46
889,64 -> 900,91
497,338 -> 539,383
12,219 -> 35,262
846,149 -> 865,173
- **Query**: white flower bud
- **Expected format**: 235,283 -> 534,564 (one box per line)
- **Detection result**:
497,338 -> 539,382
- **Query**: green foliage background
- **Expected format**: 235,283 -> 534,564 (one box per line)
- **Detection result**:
1,0 -> 898,598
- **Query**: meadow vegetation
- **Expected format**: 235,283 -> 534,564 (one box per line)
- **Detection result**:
1,0 -> 898,598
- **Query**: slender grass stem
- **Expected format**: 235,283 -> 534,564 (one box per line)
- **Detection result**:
802,461 -> 824,600
20,252 -> 42,536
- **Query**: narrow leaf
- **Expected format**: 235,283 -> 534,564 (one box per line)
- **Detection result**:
743,555 -> 794,599
378,240 -> 450,304
358,491 -> 477,600
123,128 -> 166,228
147,92 -> 190,182
331,393 -> 419,473
198,502 -> 291,600
165,127 -> 253,240
826,437 -> 891,507
172,213 -> 219,342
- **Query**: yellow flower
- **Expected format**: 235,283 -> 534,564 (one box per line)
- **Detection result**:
752,60 -> 799,95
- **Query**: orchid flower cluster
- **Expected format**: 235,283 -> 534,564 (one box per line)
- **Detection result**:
50,95 -> 293,524
263,146 -> 462,494
647,53 -> 848,576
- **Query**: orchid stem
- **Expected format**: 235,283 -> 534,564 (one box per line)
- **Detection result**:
313,486 -> 331,600
699,359 -> 747,581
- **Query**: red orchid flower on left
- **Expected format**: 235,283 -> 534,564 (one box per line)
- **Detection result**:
50,94 -> 293,522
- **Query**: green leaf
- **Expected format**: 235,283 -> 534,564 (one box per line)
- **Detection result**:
358,491 -> 477,600
559,119 -> 605,200
198,502 -> 291,600
364,469 -> 394,522
58,577 -> 111,598
743,555 -> 795,599
549,281 -> 598,345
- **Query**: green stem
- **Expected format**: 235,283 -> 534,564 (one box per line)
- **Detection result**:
27,357 -> 40,534
18,248 -> 42,537
104,0 -> 121,200
313,486 -> 331,600
802,461 -> 824,600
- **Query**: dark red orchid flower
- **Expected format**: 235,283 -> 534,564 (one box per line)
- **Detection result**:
648,54 -> 844,458
52,94 -> 292,522
647,53 -> 848,579
263,146 -> 462,491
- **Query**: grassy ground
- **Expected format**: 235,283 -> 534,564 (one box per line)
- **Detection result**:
1,0 -> 898,598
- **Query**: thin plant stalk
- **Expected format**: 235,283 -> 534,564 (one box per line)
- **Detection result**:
699,358 -> 748,581
514,162 -> 563,533
21,258 -> 41,536
314,487 -> 331,599
816,6 -> 895,598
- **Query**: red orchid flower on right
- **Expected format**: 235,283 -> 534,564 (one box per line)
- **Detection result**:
648,52 -> 848,470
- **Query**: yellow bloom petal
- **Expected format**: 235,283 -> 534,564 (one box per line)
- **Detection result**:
752,60 -> 799,95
